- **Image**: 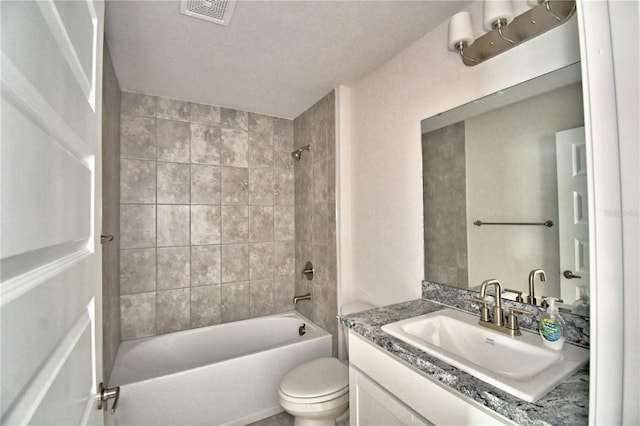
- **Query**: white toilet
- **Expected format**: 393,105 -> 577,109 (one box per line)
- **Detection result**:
278,302 -> 373,426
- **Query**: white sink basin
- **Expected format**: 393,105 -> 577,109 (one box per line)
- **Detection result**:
381,308 -> 589,402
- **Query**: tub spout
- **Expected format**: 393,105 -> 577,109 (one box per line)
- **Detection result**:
293,293 -> 311,304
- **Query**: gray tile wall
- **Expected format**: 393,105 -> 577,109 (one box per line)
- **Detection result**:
293,91 -> 338,355
102,42 -> 121,378
119,91 -> 296,340
421,122 -> 468,287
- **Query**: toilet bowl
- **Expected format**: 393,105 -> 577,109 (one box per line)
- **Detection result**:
278,302 -> 374,426
278,357 -> 349,426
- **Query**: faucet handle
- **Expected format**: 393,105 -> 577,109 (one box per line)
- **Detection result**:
506,307 -> 534,334
508,307 -> 534,316
504,288 -> 524,303
541,297 -> 564,308
472,297 -> 491,322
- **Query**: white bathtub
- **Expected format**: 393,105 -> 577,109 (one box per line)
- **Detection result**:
109,311 -> 331,426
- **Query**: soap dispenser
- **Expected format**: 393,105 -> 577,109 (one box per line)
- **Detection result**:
539,297 -> 566,350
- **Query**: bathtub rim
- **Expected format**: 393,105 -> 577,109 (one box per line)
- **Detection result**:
109,310 -> 331,387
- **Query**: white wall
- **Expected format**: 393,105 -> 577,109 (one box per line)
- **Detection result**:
340,1 -> 580,306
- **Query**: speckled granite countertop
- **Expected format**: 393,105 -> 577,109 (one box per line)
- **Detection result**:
341,299 -> 589,426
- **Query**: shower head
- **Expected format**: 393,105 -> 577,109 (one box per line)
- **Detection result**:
291,144 -> 311,161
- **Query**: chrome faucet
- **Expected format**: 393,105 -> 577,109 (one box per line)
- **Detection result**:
527,269 -> 547,305
473,278 -> 533,336
479,279 -> 504,326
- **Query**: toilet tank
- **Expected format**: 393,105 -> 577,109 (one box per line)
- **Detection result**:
341,302 -> 374,317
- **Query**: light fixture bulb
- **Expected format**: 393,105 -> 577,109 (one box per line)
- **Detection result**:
483,0 -> 515,31
448,11 -> 475,51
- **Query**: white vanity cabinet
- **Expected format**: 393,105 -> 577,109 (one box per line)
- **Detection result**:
350,366 -> 430,426
348,332 -> 515,426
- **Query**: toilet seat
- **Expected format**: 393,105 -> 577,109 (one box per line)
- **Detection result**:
279,358 -> 349,404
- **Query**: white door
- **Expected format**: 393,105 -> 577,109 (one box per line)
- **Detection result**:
555,127 -> 589,305
1,0 -> 105,424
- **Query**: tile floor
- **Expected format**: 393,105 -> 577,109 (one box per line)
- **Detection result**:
248,411 -> 294,426
248,410 -> 349,426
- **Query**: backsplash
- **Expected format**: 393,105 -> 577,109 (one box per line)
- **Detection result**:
422,281 -> 590,348
118,91 -> 296,340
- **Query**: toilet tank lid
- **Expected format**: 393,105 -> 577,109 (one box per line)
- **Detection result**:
341,302 -> 374,316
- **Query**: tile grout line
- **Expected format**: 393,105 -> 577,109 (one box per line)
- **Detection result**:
188,107 -> 193,330
154,100 -> 159,336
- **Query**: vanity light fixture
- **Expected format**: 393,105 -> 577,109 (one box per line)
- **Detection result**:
448,0 -> 576,66
483,0 -> 516,44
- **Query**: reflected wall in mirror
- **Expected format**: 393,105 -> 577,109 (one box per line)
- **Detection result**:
421,63 -> 589,316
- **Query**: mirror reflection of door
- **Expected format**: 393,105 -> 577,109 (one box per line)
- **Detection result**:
556,127 -> 590,309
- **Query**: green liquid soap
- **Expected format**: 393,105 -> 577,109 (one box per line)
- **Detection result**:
539,297 -> 566,350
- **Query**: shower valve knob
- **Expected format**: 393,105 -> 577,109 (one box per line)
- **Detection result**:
302,261 -> 314,280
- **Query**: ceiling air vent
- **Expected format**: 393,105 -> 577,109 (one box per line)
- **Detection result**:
179,0 -> 237,26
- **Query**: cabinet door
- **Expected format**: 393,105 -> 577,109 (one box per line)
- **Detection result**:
350,367 -> 430,426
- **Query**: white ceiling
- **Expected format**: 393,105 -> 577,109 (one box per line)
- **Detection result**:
105,1 -> 471,119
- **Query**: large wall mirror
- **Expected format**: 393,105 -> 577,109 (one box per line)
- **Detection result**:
421,62 -> 589,316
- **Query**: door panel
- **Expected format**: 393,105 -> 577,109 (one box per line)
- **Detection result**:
1,94 -> 92,262
1,0 -> 104,424
28,318 -> 94,426
48,0 -> 97,91
555,127 -> 590,304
